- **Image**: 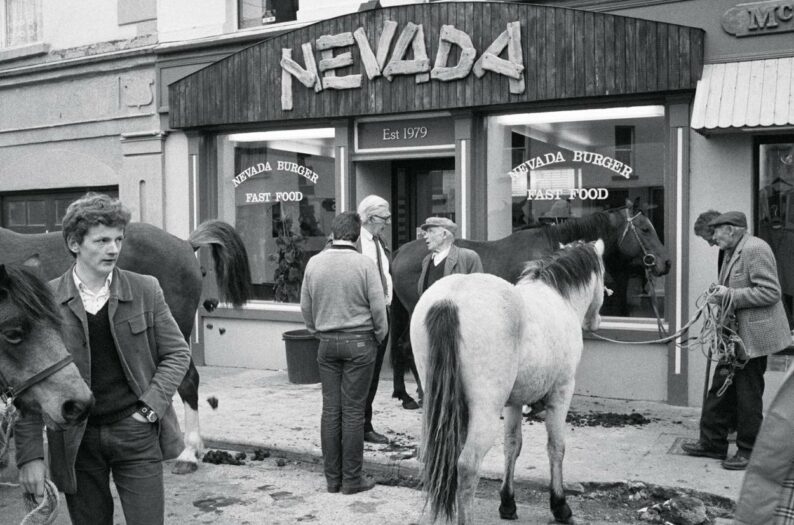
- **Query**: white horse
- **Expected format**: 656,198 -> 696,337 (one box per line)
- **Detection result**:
411,239 -> 606,524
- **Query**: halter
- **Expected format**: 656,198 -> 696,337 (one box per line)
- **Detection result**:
0,354 -> 75,405
617,209 -> 666,336
617,210 -> 657,269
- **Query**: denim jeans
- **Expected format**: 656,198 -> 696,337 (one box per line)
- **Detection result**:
65,415 -> 164,525
316,332 -> 376,489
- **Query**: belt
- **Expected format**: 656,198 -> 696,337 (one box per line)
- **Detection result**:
316,331 -> 374,341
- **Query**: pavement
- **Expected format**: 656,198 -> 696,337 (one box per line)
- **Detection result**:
172,365 -> 747,504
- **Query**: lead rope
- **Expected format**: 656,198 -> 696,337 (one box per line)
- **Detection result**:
0,400 -> 19,465
589,287 -> 747,398
0,401 -> 60,525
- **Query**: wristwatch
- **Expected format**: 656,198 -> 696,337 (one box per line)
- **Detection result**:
137,404 -> 158,423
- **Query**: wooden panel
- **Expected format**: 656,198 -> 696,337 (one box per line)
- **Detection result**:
169,2 -> 706,129
731,61 -> 752,128
717,61 -> 738,129
775,57 -> 792,126
759,59 -> 779,127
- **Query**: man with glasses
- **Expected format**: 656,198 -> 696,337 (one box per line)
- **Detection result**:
417,216 -> 482,296
356,195 -> 394,444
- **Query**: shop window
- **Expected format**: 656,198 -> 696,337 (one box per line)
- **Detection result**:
238,0 -> 298,28
216,128 -> 336,303
1,0 -> 42,48
757,137 -> 794,329
487,106 -> 668,320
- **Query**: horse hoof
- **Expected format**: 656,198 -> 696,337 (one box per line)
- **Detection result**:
172,460 -> 198,475
498,507 -> 518,520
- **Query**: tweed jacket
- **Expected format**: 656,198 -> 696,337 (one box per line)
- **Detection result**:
734,365 -> 794,524
14,267 -> 190,494
719,233 -> 791,358
417,244 -> 483,295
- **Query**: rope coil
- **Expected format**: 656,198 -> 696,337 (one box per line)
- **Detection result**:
589,286 -> 748,384
1,402 -> 60,525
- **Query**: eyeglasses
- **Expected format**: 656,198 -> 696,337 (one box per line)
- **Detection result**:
372,214 -> 391,222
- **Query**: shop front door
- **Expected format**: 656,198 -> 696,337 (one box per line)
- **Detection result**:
391,157 -> 455,249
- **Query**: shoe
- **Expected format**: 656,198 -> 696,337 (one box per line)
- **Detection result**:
342,476 -> 376,495
722,451 -> 750,470
364,430 -> 389,444
401,396 -> 420,410
681,441 -> 726,460
327,484 -> 340,493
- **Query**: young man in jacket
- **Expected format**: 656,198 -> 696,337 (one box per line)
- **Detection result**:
15,193 -> 191,525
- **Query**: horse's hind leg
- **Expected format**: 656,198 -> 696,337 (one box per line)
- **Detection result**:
457,411 -> 500,525
173,359 -> 204,475
499,405 -> 523,520
545,391 -> 575,524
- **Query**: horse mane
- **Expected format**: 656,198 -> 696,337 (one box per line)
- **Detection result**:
517,241 -> 604,299
538,211 -> 617,247
0,265 -> 61,328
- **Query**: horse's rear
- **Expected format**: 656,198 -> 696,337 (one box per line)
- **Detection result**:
411,273 -> 523,524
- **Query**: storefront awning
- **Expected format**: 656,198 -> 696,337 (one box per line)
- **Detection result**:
691,58 -> 794,133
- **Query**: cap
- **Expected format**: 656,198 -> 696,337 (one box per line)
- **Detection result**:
708,211 -> 747,228
420,217 -> 458,236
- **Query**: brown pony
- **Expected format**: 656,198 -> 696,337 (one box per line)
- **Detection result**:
0,221 -> 252,474
0,263 -> 93,429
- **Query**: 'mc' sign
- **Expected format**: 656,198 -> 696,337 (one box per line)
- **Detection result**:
722,0 -> 794,37
280,20 -> 524,111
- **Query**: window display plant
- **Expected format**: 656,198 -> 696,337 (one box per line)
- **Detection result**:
272,214 -> 305,302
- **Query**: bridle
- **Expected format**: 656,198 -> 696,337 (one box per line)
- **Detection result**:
0,354 -> 74,405
617,210 -> 658,269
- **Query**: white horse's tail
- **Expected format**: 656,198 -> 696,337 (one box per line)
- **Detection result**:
421,299 -> 468,523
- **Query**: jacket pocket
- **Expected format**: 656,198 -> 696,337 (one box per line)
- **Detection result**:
128,312 -> 153,334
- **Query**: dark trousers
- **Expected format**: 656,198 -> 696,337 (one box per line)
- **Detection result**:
700,355 -> 767,454
65,416 -> 164,525
364,324 -> 388,433
317,332 -> 376,489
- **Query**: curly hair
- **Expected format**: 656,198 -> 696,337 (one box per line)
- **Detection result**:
62,193 -> 131,257
694,209 -> 721,238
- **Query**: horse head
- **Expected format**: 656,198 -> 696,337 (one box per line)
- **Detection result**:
583,239 -> 606,332
0,264 -> 93,429
612,204 -> 671,277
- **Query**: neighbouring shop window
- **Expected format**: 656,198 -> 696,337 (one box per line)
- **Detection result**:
487,106 -> 668,320
216,128 -> 335,303
239,0 -> 298,28
757,137 -> 794,330
0,187 -> 118,234
1,0 -> 41,48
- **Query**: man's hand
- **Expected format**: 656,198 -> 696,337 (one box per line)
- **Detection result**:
708,285 -> 731,304
19,459 -> 46,498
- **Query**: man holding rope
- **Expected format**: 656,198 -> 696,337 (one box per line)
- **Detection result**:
682,211 -> 790,470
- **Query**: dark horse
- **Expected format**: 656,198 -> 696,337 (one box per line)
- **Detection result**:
0,221 -> 252,474
0,263 -> 93,430
389,205 -> 671,404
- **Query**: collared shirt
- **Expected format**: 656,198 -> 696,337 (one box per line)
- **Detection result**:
432,245 -> 452,266
360,227 -> 392,305
73,268 -> 113,315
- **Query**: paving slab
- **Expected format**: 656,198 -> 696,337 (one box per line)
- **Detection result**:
173,366 -> 747,503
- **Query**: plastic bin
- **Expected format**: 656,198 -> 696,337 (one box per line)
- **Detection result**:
283,329 -> 321,384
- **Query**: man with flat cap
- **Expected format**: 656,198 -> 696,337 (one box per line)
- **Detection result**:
683,211 -> 791,470
417,217 -> 483,296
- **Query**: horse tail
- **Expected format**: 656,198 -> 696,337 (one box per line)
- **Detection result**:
189,220 -> 253,307
422,299 -> 468,523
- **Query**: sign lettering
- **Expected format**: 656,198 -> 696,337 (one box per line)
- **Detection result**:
281,20 -> 525,111
722,0 -> 794,37
509,151 -> 633,180
233,162 -> 321,205
357,117 -> 454,151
